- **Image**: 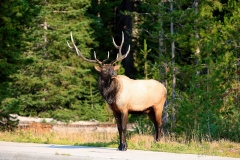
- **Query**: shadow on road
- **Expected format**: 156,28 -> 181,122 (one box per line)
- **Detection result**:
45,143 -> 118,151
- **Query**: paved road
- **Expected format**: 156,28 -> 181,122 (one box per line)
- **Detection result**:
0,141 -> 239,160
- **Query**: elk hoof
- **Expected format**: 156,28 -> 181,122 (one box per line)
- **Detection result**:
118,143 -> 128,151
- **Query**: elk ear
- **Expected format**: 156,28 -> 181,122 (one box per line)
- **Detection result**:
113,65 -> 121,71
94,65 -> 102,72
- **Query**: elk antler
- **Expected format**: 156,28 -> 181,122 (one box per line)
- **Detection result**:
67,32 -> 109,65
111,32 -> 130,65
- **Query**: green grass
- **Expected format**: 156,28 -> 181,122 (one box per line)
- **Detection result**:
0,130 -> 239,158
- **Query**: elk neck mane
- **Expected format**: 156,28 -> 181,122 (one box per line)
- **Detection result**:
97,75 -> 120,105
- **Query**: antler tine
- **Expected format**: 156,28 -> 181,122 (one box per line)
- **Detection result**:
93,51 -> 104,65
111,32 -> 131,65
115,44 -> 130,62
67,41 -> 73,49
102,51 -> 110,64
68,32 -> 102,65
112,32 -> 124,50
112,37 -> 119,49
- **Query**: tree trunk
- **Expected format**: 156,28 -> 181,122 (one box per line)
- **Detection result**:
194,0 -> 200,129
114,0 -> 135,78
170,2 -> 176,127
158,1 -> 169,128
194,0 -> 200,74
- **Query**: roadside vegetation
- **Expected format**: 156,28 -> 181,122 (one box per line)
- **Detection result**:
0,128 -> 239,158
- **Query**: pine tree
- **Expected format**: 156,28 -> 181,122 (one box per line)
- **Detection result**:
134,0 -> 240,141
0,0 -> 41,130
8,0 -> 110,122
175,0 -> 240,141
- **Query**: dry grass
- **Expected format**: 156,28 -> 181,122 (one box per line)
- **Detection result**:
0,127 -> 239,158
0,129 -> 117,146
127,134 -> 240,158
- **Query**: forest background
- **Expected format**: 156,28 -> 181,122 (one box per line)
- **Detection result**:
0,0 -> 239,142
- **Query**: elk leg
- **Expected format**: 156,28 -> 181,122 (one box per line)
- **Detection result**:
147,110 -> 162,142
154,109 -> 163,142
119,112 -> 128,151
114,112 -> 128,151
147,110 -> 158,141
114,113 -> 123,150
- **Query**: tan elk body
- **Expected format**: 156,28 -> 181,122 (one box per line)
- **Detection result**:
111,75 -> 166,113
68,32 -> 167,151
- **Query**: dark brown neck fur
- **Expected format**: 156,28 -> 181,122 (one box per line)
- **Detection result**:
98,76 -> 119,105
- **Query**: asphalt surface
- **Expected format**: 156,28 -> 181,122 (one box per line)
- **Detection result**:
0,141 -> 239,160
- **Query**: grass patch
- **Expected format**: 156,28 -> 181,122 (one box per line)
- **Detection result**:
127,134 -> 240,158
0,130 -> 239,158
55,152 -> 71,156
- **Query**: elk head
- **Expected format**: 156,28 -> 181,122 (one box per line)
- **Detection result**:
67,32 -> 130,80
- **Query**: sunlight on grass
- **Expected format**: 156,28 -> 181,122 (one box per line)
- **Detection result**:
0,130 -> 239,158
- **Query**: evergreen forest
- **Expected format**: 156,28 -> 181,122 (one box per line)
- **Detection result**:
0,0 -> 239,142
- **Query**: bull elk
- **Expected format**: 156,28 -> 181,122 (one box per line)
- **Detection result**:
67,32 -> 167,151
